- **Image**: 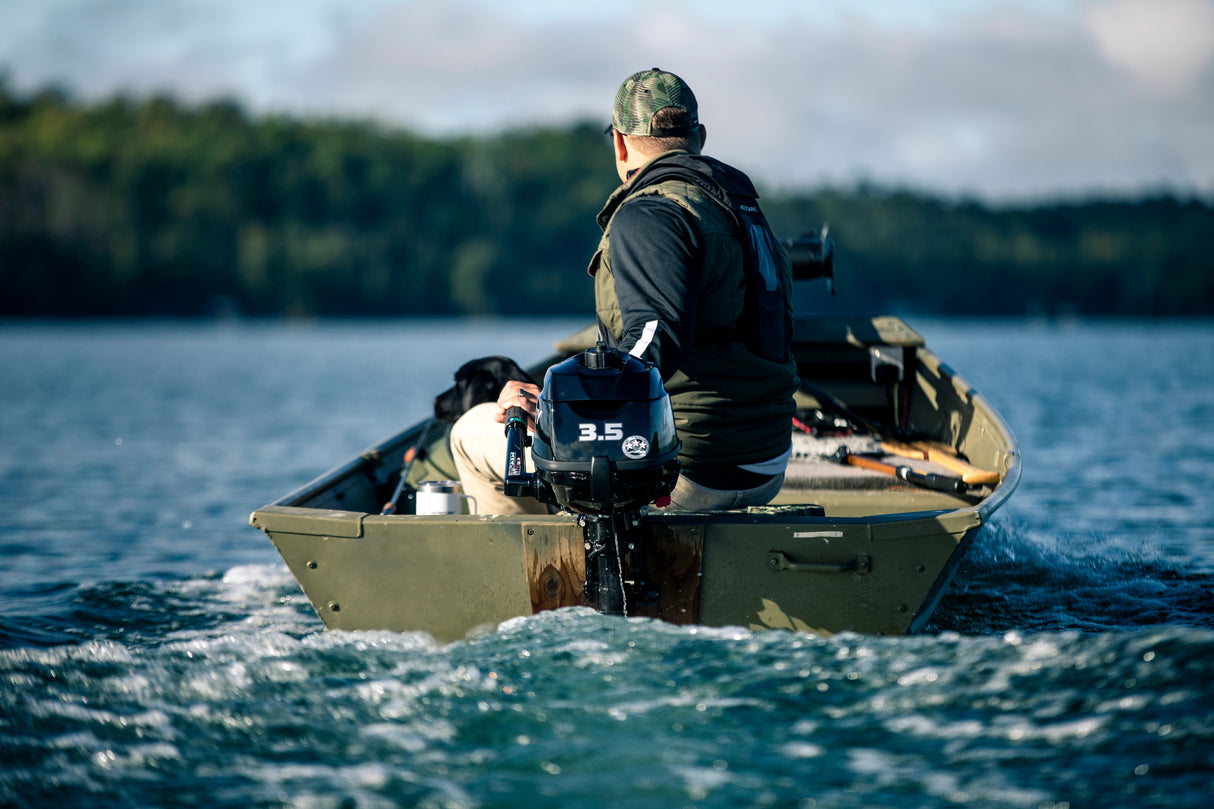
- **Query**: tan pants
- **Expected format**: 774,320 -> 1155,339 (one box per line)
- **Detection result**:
451,401 -> 785,515
450,402 -> 549,515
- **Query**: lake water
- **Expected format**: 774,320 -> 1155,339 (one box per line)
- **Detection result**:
2,317 -> 1212,808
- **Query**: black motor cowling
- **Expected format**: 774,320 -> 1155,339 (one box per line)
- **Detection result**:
530,344 -> 680,515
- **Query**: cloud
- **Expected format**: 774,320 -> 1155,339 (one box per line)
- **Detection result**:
711,2 -> 1214,198
2,0 -> 1212,200
289,0 -> 1214,199
292,3 -> 622,129
1083,0 -> 1214,92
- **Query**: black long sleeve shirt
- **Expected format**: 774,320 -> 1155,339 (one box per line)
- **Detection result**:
606,195 -> 703,383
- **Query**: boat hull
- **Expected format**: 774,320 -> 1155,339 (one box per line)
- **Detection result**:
250,316 -> 1020,641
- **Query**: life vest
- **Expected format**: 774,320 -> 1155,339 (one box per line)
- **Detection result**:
590,152 -> 792,364
588,152 -> 798,469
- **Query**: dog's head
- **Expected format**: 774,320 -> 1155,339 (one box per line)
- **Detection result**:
433,356 -> 536,423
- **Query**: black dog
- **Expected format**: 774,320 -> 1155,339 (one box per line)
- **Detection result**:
433,356 -> 536,424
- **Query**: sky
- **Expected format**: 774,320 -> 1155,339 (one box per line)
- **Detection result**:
2,0 -> 1212,202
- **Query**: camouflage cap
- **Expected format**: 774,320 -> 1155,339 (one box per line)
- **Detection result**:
609,68 -> 699,136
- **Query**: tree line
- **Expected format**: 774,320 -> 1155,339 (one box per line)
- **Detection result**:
2,83 -> 1211,319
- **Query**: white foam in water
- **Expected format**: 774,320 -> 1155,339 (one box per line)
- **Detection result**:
675,763 -> 734,801
361,719 -> 457,752
219,563 -> 295,592
778,741 -> 825,759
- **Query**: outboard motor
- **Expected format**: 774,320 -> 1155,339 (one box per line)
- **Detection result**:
504,343 -> 680,615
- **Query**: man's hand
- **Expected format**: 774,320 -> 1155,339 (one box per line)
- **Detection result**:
495,380 -> 542,429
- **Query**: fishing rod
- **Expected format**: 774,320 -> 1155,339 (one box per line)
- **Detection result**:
880,440 -> 1000,486
381,417 -> 440,515
831,446 -> 969,495
798,379 -> 999,487
798,378 -> 898,440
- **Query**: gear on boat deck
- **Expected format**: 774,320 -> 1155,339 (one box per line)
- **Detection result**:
769,430 -> 991,516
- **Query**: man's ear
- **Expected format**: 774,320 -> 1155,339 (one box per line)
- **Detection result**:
613,129 -> 629,164
697,124 -> 707,150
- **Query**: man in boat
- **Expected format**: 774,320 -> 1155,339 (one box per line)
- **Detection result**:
451,67 -> 798,513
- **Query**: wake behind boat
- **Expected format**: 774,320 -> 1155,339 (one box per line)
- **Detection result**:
251,305 -> 1020,642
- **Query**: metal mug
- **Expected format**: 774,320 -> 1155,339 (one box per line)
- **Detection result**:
415,481 -> 477,515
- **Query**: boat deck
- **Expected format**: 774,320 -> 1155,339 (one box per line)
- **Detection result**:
772,431 -> 983,516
